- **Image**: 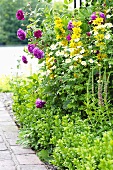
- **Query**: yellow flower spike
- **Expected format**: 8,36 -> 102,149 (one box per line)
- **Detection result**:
94,34 -> 104,41
72,21 -> 82,27
50,74 -> 54,79
93,17 -> 103,25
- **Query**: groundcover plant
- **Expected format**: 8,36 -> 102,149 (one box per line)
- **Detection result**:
12,0 -> 113,169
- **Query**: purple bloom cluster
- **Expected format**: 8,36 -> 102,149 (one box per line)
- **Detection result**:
28,44 -> 35,53
16,9 -> 24,20
22,56 -> 28,64
33,47 -> 44,59
35,98 -> 46,108
90,12 -> 106,21
17,28 -> 26,40
67,21 -> 74,31
34,30 -> 42,39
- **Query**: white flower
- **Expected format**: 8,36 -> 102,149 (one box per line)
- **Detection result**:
88,59 -> 94,64
105,23 -> 113,28
74,38 -> 80,42
73,56 -> 79,61
77,54 -> 83,59
50,65 -> 56,70
94,31 -> 98,35
49,52 -> 53,56
50,44 -> 57,50
80,49 -> 85,54
56,51 -> 61,56
69,66 -> 74,70
105,33 -> 111,40
65,59 -> 71,63
106,14 -> 111,18
81,61 -> 87,66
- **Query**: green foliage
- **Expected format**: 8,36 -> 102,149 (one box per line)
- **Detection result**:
0,75 -> 12,92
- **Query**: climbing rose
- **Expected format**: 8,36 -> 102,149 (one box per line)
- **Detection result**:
67,21 -> 74,30
33,47 -> 44,59
34,30 -> 42,39
17,28 -> 26,40
16,9 -> 24,20
28,44 -> 35,53
66,34 -> 71,41
22,56 -> 28,64
35,98 -> 46,108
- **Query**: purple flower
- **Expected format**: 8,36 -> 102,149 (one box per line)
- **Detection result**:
86,32 -> 91,36
34,30 -> 42,39
17,28 -> 26,40
22,56 -> 28,64
66,34 -> 71,41
35,98 -> 46,108
16,9 -> 25,20
28,44 -> 35,53
99,12 -> 106,19
67,21 -> 74,31
91,12 -> 97,20
33,47 -> 44,59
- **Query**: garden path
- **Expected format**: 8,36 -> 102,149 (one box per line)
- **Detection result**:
0,99 -> 47,170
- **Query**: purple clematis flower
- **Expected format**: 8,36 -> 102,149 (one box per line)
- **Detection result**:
33,47 -> 44,59
16,9 -> 25,20
17,28 -> 26,40
35,98 -> 46,108
28,44 -> 35,53
22,56 -> 28,64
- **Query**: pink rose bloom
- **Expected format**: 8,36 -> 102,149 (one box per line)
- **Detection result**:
16,9 -> 24,20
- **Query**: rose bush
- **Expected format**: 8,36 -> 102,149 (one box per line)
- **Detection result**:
12,0 -> 113,169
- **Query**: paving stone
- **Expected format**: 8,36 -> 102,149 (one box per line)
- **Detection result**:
7,138 -> 19,146
11,146 -> 35,154
0,166 -> 16,170
20,165 -> 47,170
0,114 -> 12,122
0,136 -> 3,142
2,125 -> 18,132
4,131 -> 18,139
0,143 -> 7,151
0,121 -> 16,126
0,151 -> 12,160
0,159 -> 14,166
16,154 -> 43,165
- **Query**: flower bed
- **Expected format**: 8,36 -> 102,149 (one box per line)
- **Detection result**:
12,0 -> 113,169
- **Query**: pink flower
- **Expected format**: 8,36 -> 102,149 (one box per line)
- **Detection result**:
35,98 -> 46,108
28,44 -> 35,53
16,9 -> 24,20
86,32 -> 91,36
99,12 -> 106,19
66,34 -> 71,41
33,47 -> 44,59
34,30 -> 42,39
17,28 -> 26,40
91,12 -> 97,20
22,56 -> 28,64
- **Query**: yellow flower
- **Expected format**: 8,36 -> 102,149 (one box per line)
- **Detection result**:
61,40 -> 68,46
93,17 -> 103,25
71,33 -> 80,39
72,21 -> 82,27
74,73 -> 78,78
72,27 -> 81,34
97,53 -> 107,60
94,34 -> 104,41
